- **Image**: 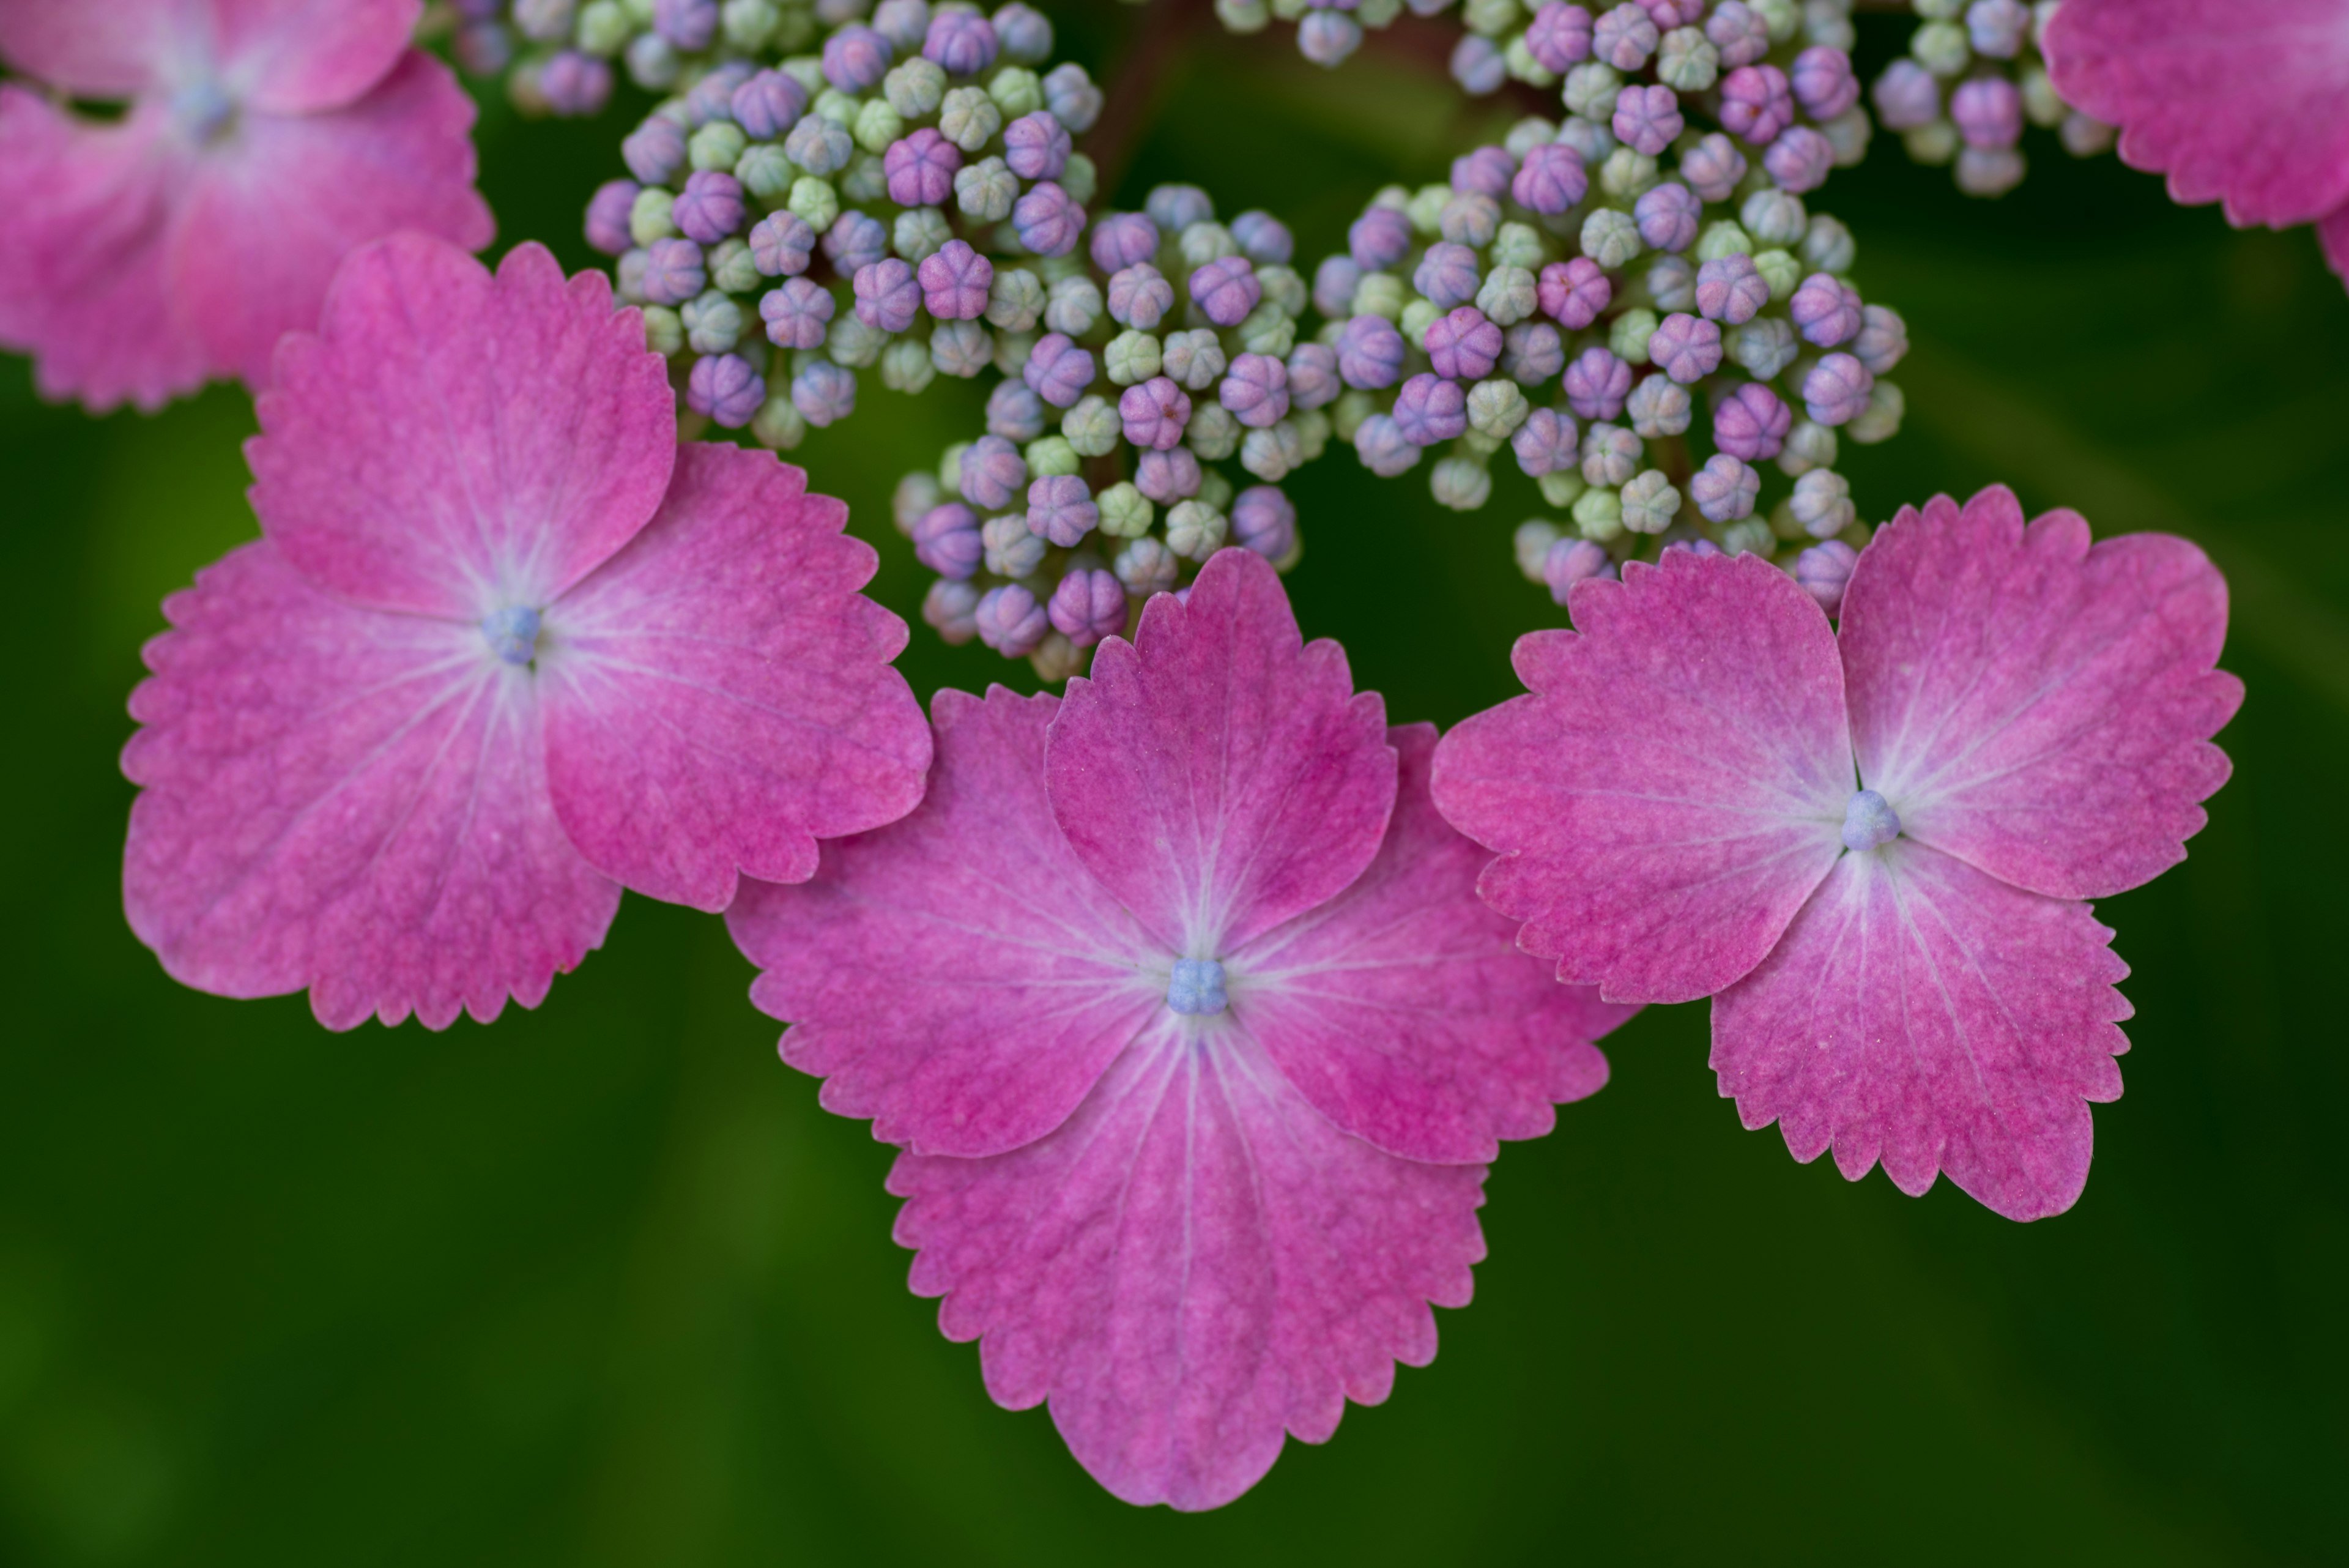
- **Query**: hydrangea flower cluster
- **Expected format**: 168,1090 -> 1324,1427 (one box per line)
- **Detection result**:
1324,97 -> 1904,611
1869,0 -> 2112,196
1433,0 -> 1862,116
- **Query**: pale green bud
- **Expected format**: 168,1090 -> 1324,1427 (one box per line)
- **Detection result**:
1505,117 -> 1559,160
1732,316 -> 1797,379
1847,380 -> 1904,444
1271,0 -> 1308,18
1463,0 -> 1520,35
1754,0 -> 1798,40
895,207 -> 953,264
721,0 -> 779,50
1105,329 -> 1162,385
1657,26 -> 1718,91
629,187 -> 677,246
1563,61 -> 1622,119
1062,395 -> 1120,457
709,237 -> 760,295
1515,518 -> 1562,582
1026,434 -> 1081,477
885,59 -> 946,117
1753,248 -> 1800,300
1198,469 -> 1234,515
1406,183 -> 1452,236
1187,403 -> 1242,461
1431,455 -> 1494,512
986,268 -> 1047,333
1477,264 -> 1538,326
880,338 -> 935,394
1600,148 -> 1660,200
752,392 -> 806,450
1256,264 -> 1307,317
787,176 -> 838,232
813,89 -> 858,125
1620,469 -> 1681,533
1491,222 -> 1548,272
1695,221 -> 1753,262
1180,221 -> 1239,268
578,1 -> 633,55
1047,275 -> 1103,336
1462,428 -> 1504,457
1166,499 -> 1230,559
854,99 -> 904,154
940,86 -> 1001,152
1802,214 -> 1856,275
1912,20 -> 1970,75
1294,406 -> 1331,463
840,152 -> 887,205
2022,64 -> 2065,128
737,144 -> 794,199
1610,307 -> 1659,365
1097,481 -> 1154,538
1789,468 -> 1854,537
1241,422 -> 1304,482
930,319 -> 992,378
1332,389 -> 1375,441
1904,121 -> 1960,165
1581,209 -> 1643,270
1537,469 -> 1587,509
1505,35 -> 1557,88
1059,152 -> 1098,206
992,329 -> 1036,377
1720,517 -> 1776,557
1741,188 -> 1807,248
1400,296 -> 1442,344
1821,106 -> 1872,166
1237,303 -> 1295,358
1467,378 -> 1530,440
1162,329 -> 1226,390
691,121 -> 746,172
1777,418 -> 1838,477
955,156 -> 1018,222
1573,485 -> 1623,540
1217,0 -> 1271,32
938,440 -> 969,493
1351,272 -> 1406,321
989,65 -> 1043,117
640,304 -> 683,357
780,58 -> 825,97
683,289 -> 744,354
828,314 -> 886,368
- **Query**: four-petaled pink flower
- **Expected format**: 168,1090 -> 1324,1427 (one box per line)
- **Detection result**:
0,0 -> 493,410
2047,0 -> 2349,284
122,235 -> 932,1030
1431,486 -> 2240,1221
727,548 -> 1631,1510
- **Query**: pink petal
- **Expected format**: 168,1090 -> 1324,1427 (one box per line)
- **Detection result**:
0,91 -> 210,412
540,444 -> 932,912
727,687 -> 1162,1157
891,1019 -> 1489,1511
1232,724 -> 1635,1163
122,542 -> 619,1031
212,0 -> 419,114
248,232 -> 669,621
2046,0 -> 2349,228
2321,201 -> 2349,286
1712,839 -> 2131,1222
173,51 -> 495,392
0,0 -> 180,95
1839,486 -> 2242,901
1045,548 -> 1397,955
1430,551 -> 1852,1005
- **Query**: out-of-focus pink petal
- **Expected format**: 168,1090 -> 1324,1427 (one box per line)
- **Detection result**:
541,444 -> 931,912
122,543 -> 619,1031
1839,486 -> 2241,901
729,687 -> 1160,1157
2046,0 -> 2349,228
1712,838 -> 2130,1222
1431,551 -> 1852,1005
174,52 -> 494,392
212,0 -> 419,114
0,91 -> 209,412
248,232 -> 667,620
0,0 -> 180,95
2320,202 -> 2349,284
1233,724 -> 1634,1163
1045,548 -> 1396,955
891,1019 -> 1488,1511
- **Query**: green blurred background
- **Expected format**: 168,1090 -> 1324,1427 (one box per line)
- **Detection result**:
4,7 -> 2345,1561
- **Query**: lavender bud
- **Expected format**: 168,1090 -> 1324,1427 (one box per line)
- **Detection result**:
1592,2 -> 1661,68
1214,489 -> 1291,567
655,0 -> 719,47
1763,126 -> 1833,193
877,127 -> 957,207
1507,406 -> 1578,475
1135,447 -> 1203,502
1008,181 -> 1081,257
1706,0 -> 1769,65
625,118 -> 688,185
1581,421 -> 1642,487
1625,372 -> 1693,437
976,584 -> 1049,656
1543,537 -> 1611,601
843,258 -> 913,334
874,0 -> 931,51
1145,183 -> 1212,232
1680,452 -> 1755,522
1634,181 -> 1703,253
1091,213 -> 1160,272
1555,113 -> 1616,166
1564,346 -> 1633,420
1786,46 -> 1855,123
741,215 -> 811,283
1116,376 -> 1190,450
993,1 -> 1053,61
1720,63 -> 1793,145
985,378 -> 1047,441
1174,259 -> 1253,329
914,501 -> 983,577
1952,76 -> 2023,149
1789,468 -> 1855,538
1016,332 -> 1093,408
683,289 -> 744,353
1606,83 -> 1680,158
1349,206 -> 1414,270
1328,314 -> 1401,390
1022,474 -> 1096,548
1452,32 -> 1508,94
641,237 -> 707,305
1802,352 -> 1872,425
999,110 -> 1072,183
938,162 -> 1008,226
687,353 -> 764,428
1302,9 -> 1365,66
1162,329 -> 1228,392
1678,132 -> 1746,203
1872,59 -> 1939,130
1217,352 -> 1290,428
1579,208 -> 1642,269
1390,373 -> 1467,446
918,318 -> 981,377
1838,305 -> 1907,379
1114,537 -> 1179,597
1404,242 -> 1474,311
586,180 -> 639,256
1787,272 -> 1861,347
784,113 -> 853,177
1344,413 -> 1411,477
541,51 -> 615,116
1285,342 -> 1341,411
1695,254 -> 1770,324
822,24 -> 892,93
1096,263 -> 1165,330
954,434 -> 1025,510
910,238 -> 985,319
1712,381 -> 1792,461
1501,146 -> 1581,220
923,577 -> 982,643
1041,61 -> 1103,132
922,10 -> 997,73
1787,540 -> 1855,615
1450,146 -> 1516,199
1538,258 -> 1611,328
1048,568 -> 1126,645
1416,306 -> 1496,382
1527,2 -> 1595,71
1313,257 -> 1365,320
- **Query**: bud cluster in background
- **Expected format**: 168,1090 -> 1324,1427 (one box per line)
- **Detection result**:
1868,0 -> 2109,196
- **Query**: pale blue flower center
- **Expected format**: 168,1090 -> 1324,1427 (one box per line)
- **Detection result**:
1166,959 -> 1228,1016
1841,788 -> 1902,852
481,606 -> 542,667
168,80 -> 236,144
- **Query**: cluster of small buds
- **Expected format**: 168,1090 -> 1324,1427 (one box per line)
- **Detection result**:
469,0 -> 886,116
1311,61 -> 1904,605
900,180 -> 1316,682
1871,0 -> 2111,196
1211,0 -> 1460,70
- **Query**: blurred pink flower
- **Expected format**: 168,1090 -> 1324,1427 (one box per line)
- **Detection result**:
122,236 -> 931,1030
1433,486 -> 2241,1221
0,0 -> 493,409
2047,0 -> 2349,283
729,548 -> 1631,1510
